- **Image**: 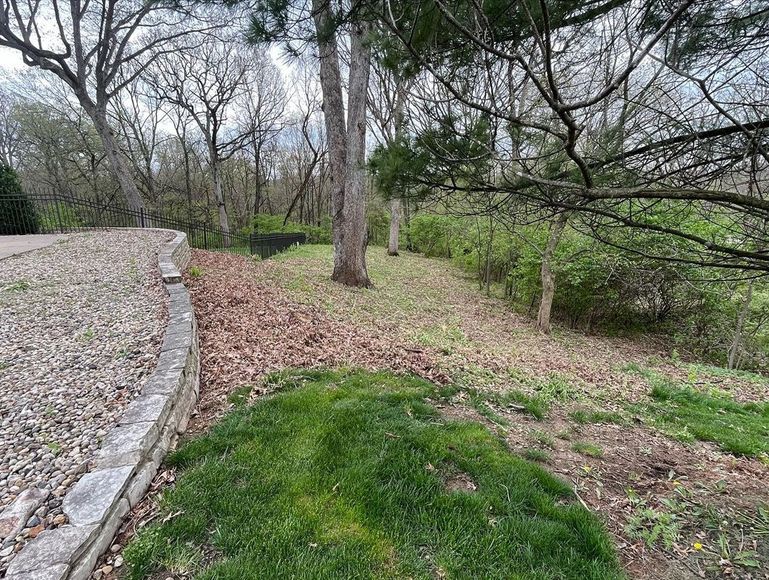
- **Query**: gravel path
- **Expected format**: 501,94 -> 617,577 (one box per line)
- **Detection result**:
0,230 -> 171,565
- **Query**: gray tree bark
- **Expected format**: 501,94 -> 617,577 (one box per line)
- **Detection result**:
386,75 -> 407,257
728,279 -> 754,369
312,1 -> 371,287
387,197 -> 401,256
537,213 -> 568,334
89,104 -> 145,212
211,158 -> 231,243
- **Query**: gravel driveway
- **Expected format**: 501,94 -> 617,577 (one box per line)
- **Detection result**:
0,230 -> 171,565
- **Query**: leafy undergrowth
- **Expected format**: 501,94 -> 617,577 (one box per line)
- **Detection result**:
124,370 -> 623,579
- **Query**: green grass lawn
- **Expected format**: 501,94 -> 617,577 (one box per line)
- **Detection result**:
125,369 -> 623,579
640,381 -> 769,456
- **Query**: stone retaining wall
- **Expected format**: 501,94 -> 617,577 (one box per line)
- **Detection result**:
4,231 -> 199,580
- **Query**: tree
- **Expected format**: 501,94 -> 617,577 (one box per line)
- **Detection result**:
375,0 -> 769,334
0,87 -> 21,170
0,0 -> 214,211
367,57 -> 410,256
250,0 -> 374,287
0,164 -> 37,234
147,35 -> 260,241
241,54 -> 286,219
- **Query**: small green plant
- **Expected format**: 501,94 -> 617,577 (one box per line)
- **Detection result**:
227,385 -> 253,407
530,429 -> 556,448
624,490 -> 680,549
556,429 -> 574,441
2,279 -> 30,292
79,327 -> 95,341
188,265 -> 203,278
537,373 -> 578,403
572,441 -> 604,458
47,442 -> 63,456
521,448 -> 551,462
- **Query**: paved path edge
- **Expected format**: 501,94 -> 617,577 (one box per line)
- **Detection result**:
4,230 -> 199,580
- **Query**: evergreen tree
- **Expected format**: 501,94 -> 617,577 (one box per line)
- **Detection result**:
0,165 -> 38,235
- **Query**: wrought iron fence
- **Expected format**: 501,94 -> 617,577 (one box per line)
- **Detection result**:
1,192 -> 306,258
250,232 -> 307,259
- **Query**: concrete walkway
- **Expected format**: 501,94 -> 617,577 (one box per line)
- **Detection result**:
0,235 -> 67,260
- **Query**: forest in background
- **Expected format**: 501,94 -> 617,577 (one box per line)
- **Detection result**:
0,0 -> 767,371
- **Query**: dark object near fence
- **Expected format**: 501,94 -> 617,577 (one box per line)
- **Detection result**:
250,232 -> 307,258
0,167 -> 38,235
0,191 -> 304,259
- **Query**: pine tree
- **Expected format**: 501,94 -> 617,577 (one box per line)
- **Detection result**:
0,165 -> 38,235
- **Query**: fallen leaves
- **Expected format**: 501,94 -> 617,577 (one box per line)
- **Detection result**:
185,250 -> 449,430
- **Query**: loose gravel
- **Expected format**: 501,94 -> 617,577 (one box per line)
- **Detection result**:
0,230 -> 171,568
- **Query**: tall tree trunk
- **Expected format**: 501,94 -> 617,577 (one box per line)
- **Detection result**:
728,279 -> 754,369
387,76 -> 407,257
484,216 -> 494,296
211,159 -> 231,246
537,213 -> 568,334
88,105 -> 145,212
253,143 -> 262,218
387,197 -> 401,256
312,1 -> 371,287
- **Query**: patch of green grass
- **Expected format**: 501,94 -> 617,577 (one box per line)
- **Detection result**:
2,279 -> 30,292
571,442 -> 604,458
635,380 -> 769,456
227,385 -> 253,407
79,327 -> 95,341
188,265 -> 203,278
521,448 -> 551,463
125,369 -> 622,580
569,409 -> 627,426
530,429 -> 556,449
415,323 -> 467,354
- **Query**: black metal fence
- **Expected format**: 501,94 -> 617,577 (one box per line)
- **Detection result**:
2,192 -> 305,258
250,232 -> 307,259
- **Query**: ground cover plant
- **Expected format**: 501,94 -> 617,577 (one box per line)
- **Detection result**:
124,369 -> 622,579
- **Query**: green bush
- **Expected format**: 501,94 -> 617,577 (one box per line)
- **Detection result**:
252,213 -> 332,244
0,165 -> 38,235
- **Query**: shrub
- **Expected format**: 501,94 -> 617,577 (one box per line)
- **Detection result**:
252,213 -> 332,244
0,165 -> 38,235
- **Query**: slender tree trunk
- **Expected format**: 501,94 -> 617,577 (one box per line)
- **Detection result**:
387,76 -> 407,257
537,213 -> 568,334
211,159 -> 231,245
387,197 -> 401,255
312,1 -> 371,287
484,216 -> 494,296
88,104 -> 145,212
253,144 -> 262,218
728,279 -> 754,369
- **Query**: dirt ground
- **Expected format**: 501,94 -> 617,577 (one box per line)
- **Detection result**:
97,246 -> 769,579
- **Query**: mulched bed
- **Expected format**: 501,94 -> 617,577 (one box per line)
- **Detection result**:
185,251 -> 448,431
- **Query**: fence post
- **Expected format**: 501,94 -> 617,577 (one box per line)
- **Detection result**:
54,194 -> 64,234
140,207 -> 145,228
203,223 -> 208,250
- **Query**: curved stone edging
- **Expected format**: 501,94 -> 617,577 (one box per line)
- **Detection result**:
4,231 -> 199,580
